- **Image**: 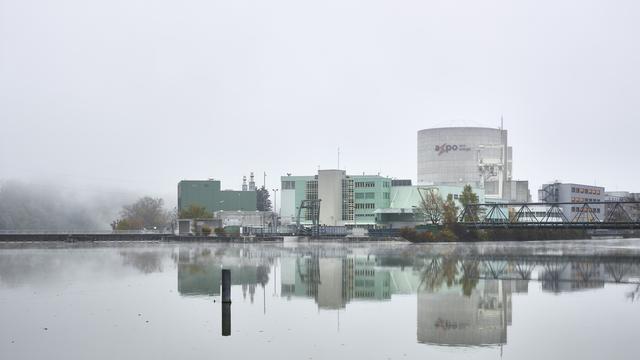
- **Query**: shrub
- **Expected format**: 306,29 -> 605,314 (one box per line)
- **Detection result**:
214,227 -> 226,237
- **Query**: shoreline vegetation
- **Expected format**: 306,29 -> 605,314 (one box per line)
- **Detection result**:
398,225 -> 589,243
400,184 -> 594,243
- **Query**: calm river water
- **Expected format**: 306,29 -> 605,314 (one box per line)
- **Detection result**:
1,239 -> 639,360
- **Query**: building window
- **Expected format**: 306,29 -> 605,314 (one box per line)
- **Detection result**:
355,181 -> 376,188
355,203 -> 376,209
282,181 -> 295,190
365,192 -> 375,199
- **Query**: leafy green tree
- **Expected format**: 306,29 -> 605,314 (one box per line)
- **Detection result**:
179,204 -> 213,219
459,185 -> 483,222
256,186 -> 272,212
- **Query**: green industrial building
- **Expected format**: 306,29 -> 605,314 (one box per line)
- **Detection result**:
178,179 -> 257,213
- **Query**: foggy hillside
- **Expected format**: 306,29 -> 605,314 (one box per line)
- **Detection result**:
0,180 -> 141,231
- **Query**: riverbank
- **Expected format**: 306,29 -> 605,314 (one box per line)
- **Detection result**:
0,233 -> 402,243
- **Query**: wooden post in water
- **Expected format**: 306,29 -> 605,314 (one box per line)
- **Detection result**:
222,269 -> 231,303
222,303 -> 231,336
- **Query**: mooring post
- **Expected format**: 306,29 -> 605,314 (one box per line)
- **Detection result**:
222,303 -> 231,336
222,269 -> 231,304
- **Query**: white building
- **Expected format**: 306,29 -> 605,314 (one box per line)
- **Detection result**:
417,126 -> 530,202
538,182 -> 605,221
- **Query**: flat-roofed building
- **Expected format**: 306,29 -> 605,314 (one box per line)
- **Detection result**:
178,179 -> 257,213
538,182 -> 604,221
280,170 -> 391,226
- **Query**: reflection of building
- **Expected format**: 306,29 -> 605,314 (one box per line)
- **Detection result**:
279,255 -> 419,308
417,279 -> 512,346
539,262 -> 605,293
176,249 -> 269,302
317,258 -> 351,309
353,257 -> 390,300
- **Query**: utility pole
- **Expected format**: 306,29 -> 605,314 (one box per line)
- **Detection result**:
272,188 -> 279,233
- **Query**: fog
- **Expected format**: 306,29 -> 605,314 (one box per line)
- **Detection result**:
0,180 -> 139,230
1,0 -> 639,221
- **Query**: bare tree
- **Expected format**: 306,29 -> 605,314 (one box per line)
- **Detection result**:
418,188 -> 444,224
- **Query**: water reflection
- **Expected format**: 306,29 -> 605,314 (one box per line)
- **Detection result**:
2,241 -> 640,357
172,243 -> 640,347
176,248 -> 271,302
418,279 -> 511,346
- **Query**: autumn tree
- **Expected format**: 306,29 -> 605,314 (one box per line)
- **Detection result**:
111,197 -> 169,230
442,194 -> 459,226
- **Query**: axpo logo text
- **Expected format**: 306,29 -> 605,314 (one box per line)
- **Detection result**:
434,143 -> 470,156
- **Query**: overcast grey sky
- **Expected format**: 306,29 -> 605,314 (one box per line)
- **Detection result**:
1,0 -> 639,205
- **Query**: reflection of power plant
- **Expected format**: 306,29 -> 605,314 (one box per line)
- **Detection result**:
170,246 -> 640,349
176,248 -> 270,303
417,279 -> 513,347
539,262 -> 605,293
279,255 -> 420,309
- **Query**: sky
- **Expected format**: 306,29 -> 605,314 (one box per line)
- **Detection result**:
1,0 -> 639,207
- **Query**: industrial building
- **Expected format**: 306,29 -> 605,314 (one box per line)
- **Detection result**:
177,178 -> 257,213
417,126 -> 530,202
280,170 -> 392,226
604,191 -> 640,221
538,182 -> 605,221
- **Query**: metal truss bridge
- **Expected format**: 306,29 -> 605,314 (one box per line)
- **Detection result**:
457,201 -> 640,229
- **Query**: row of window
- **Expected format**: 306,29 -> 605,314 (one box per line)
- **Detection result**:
355,192 -> 374,199
354,192 -> 391,200
571,187 -> 601,195
571,197 -> 601,203
571,207 -> 601,213
355,269 -> 375,276
355,203 -> 376,209
355,181 -> 376,188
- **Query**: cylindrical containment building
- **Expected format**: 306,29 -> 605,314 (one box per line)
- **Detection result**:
417,127 -> 510,198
